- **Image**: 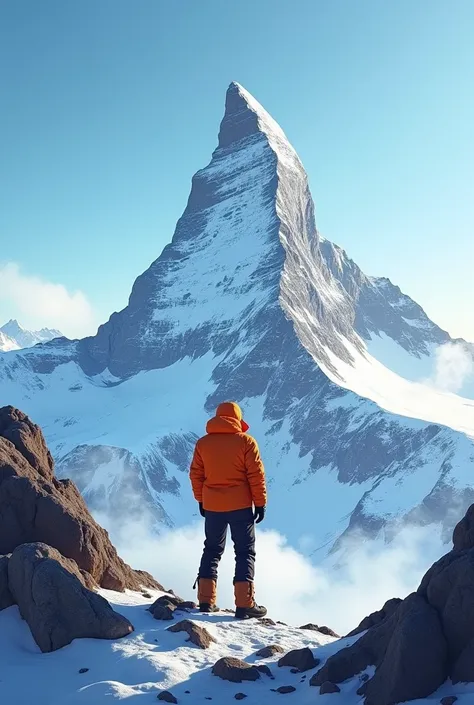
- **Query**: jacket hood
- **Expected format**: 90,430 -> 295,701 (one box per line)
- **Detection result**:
206,401 -> 250,434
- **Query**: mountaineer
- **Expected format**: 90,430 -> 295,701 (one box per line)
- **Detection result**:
190,401 -> 267,619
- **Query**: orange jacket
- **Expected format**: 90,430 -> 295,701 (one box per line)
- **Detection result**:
190,402 -> 267,512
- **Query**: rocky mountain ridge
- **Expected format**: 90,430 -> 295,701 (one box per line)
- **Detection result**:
0,83 -> 473,556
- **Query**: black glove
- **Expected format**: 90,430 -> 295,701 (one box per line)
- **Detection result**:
254,506 -> 265,524
199,502 -> 205,518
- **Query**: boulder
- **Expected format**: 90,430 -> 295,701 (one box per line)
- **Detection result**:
278,647 -> 319,673
312,504 -> 474,703
234,695 -> 247,701
312,594 -> 448,705
320,682 -> 341,694
150,599 -> 177,620
0,406 -> 159,592
440,698 -> 458,705
0,554 -> 14,610
273,686 -> 296,694
212,657 -> 260,683
8,542 -> 134,652
299,623 -> 339,638
318,626 -> 340,638
149,594 -> 196,620
157,692 -> 178,704
167,619 -> 216,649
418,549 -> 474,664
256,644 -> 284,658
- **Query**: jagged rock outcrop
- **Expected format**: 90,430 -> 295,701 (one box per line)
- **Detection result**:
346,597 -> 403,637
0,406 -> 159,591
452,504 -> 474,551
8,542 -> 134,652
311,503 -> 474,704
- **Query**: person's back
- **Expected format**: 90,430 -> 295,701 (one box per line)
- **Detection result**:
190,401 -> 267,619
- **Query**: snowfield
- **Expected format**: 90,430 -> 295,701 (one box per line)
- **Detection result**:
1,588 -> 473,705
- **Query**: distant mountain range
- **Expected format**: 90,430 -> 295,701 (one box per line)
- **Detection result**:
0,83 -> 473,558
0,320 -> 63,351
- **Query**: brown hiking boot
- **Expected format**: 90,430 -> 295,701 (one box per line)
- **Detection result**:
234,581 -> 267,619
198,578 -> 219,613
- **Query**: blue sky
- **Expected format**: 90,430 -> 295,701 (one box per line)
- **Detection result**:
0,0 -> 473,339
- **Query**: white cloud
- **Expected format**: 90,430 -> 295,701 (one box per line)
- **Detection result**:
0,262 -> 98,339
112,515 -> 442,636
424,341 -> 474,393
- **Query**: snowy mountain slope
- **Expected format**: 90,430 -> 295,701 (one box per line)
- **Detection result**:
0,330 -> 20,352
0,82 -> 473,554
0,319 -> 63,350
1,587 -> 472,705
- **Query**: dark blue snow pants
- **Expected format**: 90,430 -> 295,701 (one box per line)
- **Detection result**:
198,507 -> 256,583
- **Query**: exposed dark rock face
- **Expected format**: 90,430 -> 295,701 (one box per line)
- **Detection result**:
278,647 -> 319,673
167,619 -> 216,649
8,542 -> 134,652
312,594 -> 447,704
312,504 -> 474,704
346,598 -> 403,637
453,504 -> 474,551
0,554 -> 14,609
0,406 -> 159,592
212,657 -> 260,683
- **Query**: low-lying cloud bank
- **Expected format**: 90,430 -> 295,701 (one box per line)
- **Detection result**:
113,518 -> 443,635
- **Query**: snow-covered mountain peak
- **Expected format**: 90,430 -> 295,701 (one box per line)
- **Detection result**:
220,82 -> 300,166
0,331 -> 20,352
1,82 -> 473,557
0,319 -> 63,351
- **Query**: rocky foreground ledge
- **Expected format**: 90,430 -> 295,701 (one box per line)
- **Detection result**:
0,405 -> 161,652
2,405 -> 474,705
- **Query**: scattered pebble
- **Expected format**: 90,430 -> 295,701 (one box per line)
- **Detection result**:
78,668 -> 89,674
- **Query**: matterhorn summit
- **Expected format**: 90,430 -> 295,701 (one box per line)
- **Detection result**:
0,82 -> 473,555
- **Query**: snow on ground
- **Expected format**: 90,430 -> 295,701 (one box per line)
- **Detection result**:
1,588 -> 473,705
